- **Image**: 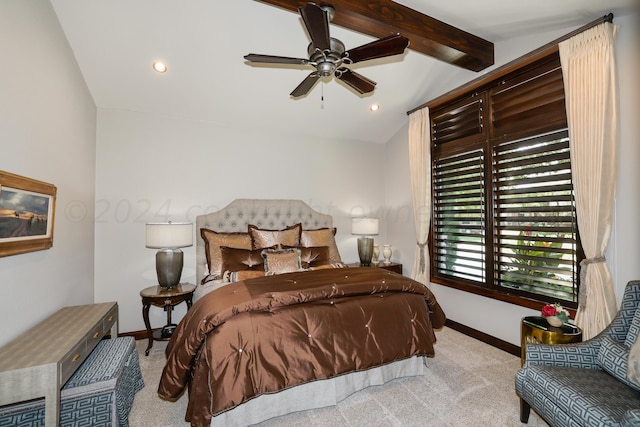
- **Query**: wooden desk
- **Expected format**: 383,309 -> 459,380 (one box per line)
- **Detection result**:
0,302 -> 118,426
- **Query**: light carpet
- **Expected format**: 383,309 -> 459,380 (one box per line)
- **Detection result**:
128,327 -> 548,426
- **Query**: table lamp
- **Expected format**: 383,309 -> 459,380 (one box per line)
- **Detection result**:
146,222 -> 193,289
351,217 -> 379,266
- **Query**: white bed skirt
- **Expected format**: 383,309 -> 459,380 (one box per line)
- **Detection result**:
210,355 -> 427,427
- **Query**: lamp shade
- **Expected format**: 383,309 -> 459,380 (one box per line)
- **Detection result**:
145,222 -> 193,249
351,218 -> 379,236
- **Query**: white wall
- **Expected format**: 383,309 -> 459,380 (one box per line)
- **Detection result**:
0,0 -> 97,346
94,109 -> 387,333
386,11 -> 640,346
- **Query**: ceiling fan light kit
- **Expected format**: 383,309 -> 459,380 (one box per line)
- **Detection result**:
244,2 -> 409,98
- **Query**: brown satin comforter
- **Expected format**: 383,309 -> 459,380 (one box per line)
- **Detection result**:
158,267 -> 445,426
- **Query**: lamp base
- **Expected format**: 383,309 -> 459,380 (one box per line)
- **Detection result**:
357,236 -> 374,266
156,249 -> 183,289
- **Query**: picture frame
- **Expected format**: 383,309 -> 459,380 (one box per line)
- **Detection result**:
0,170 -> 57,257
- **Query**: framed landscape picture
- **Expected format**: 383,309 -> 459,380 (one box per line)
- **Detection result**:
0,170 -> 56,257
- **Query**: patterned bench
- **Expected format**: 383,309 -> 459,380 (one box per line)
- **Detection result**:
0,336 -> 144,427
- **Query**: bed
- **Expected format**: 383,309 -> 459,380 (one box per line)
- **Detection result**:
158,199 -> 445,427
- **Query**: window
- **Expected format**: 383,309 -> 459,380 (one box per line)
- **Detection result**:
493,131 -> 578,303
433,149 -> 486,284
429,52 -> 581,308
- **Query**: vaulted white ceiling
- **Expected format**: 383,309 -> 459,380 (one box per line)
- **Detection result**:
49,0 -> 635,144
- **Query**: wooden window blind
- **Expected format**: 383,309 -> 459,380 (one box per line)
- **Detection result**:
433,150 -> 486,284
493,130 -> 578,303
431,93 -> 487,151
490,55 -> 567,140
428,51 -> 581,307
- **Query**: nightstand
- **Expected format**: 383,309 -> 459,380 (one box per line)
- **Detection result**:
348,262 -> 403,275
140,283 -> 196,356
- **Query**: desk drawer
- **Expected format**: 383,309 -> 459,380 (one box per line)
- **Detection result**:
103,305 -> 117,335
60,341 -> 87,385
87,323 -> 104,353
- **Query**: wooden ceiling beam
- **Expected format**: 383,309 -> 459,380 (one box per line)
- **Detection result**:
256,0 -> 494,72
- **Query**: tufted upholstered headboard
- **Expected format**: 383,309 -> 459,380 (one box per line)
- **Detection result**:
196,199 -> 333,285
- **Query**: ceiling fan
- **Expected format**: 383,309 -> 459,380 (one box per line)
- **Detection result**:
244,2 -> 410,98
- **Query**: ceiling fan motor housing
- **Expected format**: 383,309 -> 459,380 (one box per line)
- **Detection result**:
307,37 -> 345,76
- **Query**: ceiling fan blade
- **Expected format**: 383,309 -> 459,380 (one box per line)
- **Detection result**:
343,34 -> 410,64
244,54 -> 309,65
336,69 -> 376,94
299,3 -> 330,51
290,72 -> 320,98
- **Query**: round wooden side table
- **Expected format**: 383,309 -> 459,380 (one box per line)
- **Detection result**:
140,283 -> 196,356
520,316 -> 582,366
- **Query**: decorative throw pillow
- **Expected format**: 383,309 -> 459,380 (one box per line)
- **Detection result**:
283,245 -> 330,269
597,335 -> 640,392
222,270 -> 266,283
201,228 -> 252,279
628,334 -> 640,389
220,246 -> 265,272
308,262 -> 347,270
249,223 -> 302,250
261,247 -> 302,275
300,228 -> 342,264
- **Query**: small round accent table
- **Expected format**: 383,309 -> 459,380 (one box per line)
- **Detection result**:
140,283 -> 196,356
520,315 -> 582,366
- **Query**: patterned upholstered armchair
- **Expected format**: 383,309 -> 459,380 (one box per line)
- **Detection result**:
516,280 -> 640,427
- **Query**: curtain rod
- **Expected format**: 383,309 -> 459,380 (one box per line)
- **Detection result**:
407,13 -> 614,116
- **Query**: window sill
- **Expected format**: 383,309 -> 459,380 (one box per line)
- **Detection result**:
430,277 -> 577,317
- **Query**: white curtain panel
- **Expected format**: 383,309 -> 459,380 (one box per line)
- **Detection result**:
408,107 -> 431,285
559,22 -> 620,339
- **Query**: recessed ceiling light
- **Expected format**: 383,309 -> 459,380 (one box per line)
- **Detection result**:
152,61 -> 167,73
370,103 -> 380,112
